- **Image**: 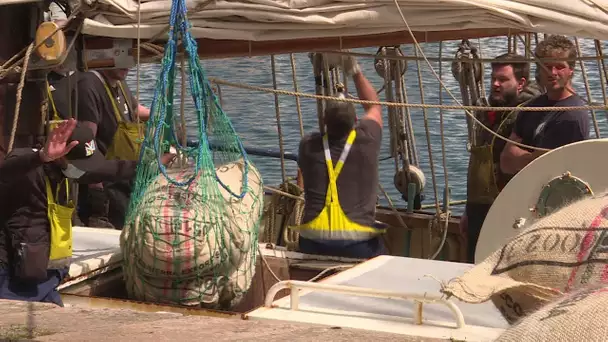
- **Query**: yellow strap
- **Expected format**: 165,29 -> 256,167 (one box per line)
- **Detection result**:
45,176 -> 69,204
46,80 -> 61,121
322,130 -> 357,206
97,74 -> 130,124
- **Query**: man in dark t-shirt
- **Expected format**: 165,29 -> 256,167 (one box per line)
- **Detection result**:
75,68 -> 150,229
294,54 -> 385,259
501,35 -> 590,176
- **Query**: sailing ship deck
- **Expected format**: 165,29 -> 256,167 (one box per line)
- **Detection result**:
47,227 -> 507,341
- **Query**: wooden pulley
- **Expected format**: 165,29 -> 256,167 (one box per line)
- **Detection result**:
374,46 -> 407,81
35,21 -> 66,62
394,165 -> 426,199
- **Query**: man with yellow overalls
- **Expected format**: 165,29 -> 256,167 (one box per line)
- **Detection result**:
73,68 -> 150,229
0,119 -> 163,306
459,53 -> 542,263
290,54 -> 386,259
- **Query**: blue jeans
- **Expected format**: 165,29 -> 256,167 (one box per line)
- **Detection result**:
0,268 -> 68,307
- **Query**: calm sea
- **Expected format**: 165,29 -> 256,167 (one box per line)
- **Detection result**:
126,37 -> 608,215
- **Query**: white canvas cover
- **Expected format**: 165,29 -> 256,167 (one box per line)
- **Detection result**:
71,0 -> 608,41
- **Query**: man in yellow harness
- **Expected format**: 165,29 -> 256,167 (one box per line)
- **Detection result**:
73,68 -> 150,229
0,119 -> 172,306
291,54 -> 386,259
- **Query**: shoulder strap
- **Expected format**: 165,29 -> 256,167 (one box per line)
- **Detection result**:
46,80 -> 61,121
45,176 -> 69,204
90,70 -> 124,123
322,130 -> 357,178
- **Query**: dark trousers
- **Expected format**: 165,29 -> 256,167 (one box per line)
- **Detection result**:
0,268 -> 69,307
465,202 -> 492,263
298,236 -> 387,259
78,180 -> 132,229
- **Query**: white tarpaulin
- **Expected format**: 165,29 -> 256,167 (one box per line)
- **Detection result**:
74,0 -> 608,41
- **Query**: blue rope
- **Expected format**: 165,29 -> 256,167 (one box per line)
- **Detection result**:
141,0 -> 249,198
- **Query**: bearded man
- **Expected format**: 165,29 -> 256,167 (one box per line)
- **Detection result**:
461,53 -> 542,263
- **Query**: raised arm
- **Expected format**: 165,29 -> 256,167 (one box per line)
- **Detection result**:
0,149 -> 46,184
339,54 -> 382,127
0,120 -> 80,183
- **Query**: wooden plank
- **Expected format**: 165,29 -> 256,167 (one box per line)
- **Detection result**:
76,27 -> 518,65
192,28 -> 519,59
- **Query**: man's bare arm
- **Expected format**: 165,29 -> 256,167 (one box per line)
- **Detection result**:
500,132 -> 545,175
135,104 -> 150,121
352,71 -> 382,127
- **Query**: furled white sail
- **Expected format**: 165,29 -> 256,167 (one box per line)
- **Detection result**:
67,0 -> 608,41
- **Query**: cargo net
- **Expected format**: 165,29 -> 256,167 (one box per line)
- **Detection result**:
119,0 -> 264,310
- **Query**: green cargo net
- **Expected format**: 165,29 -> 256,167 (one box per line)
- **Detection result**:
119,0 -> 264,310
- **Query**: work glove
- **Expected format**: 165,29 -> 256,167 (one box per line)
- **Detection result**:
323,51 -> 361,77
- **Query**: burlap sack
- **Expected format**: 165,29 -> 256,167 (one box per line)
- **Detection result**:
123,237 -> 256,309
442,192 -> 608,324
120,159 -> 263,308
495,284 -> 608,341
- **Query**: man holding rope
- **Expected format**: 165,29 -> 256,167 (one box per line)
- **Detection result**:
291,53 -> 388,259
500,35 -> 590,176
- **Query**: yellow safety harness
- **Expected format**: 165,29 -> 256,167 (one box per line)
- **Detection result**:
289,129 -> 387,241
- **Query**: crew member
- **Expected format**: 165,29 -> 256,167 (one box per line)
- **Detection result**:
0,119 -> 173,306
291,54 -> 386,259
500,35 -> 590,176
75,68 -> 150,229
460,53 -> 542,263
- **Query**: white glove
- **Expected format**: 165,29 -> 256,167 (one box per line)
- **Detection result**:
323,51 -> 361,77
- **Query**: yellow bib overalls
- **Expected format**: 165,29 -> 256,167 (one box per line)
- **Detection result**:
92,71 -> 144,161
289,129 -> 387,241
45,177 -> 74,262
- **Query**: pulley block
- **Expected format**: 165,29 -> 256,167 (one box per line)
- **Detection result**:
35,21 -> 67,62
374,46 -> 407,81
394,165 -> 426,200
451,39 -> 483,85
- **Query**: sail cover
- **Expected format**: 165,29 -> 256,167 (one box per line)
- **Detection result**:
71,0 -> 608,41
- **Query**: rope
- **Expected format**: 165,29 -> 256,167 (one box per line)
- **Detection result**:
429,41 -> 451,260
209,77 -> 605,112
574,37 -> 601,138
209,76 -> 608,152
377,183 -> 411,232
261,181 -> 303,250
290,53 -> 305,137
595,40 -> 608,124
135,0 -> 143,139
256,244 -> 354,283
414,47 -> 441,212
146,0 -> 251,196
7,44 -> 34,154
270,55 -> 287,183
